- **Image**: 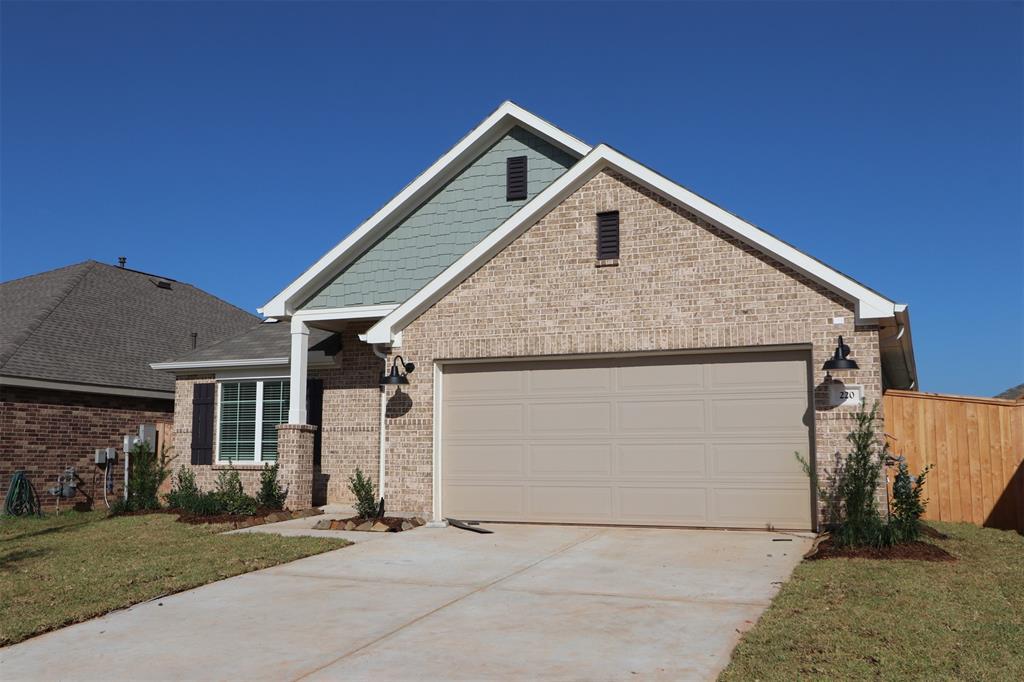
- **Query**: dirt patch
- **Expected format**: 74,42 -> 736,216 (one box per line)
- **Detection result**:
806,536 -> 955,562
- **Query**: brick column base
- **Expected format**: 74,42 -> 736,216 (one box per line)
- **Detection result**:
276,423 -> 317,510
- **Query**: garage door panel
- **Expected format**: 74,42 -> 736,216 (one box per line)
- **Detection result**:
710,442 -> 810,479
446,402 -> 525,436
445,442 -> 526,477
530,443 -> 613,476
444,484 -> 525,518
712,487 -> 812,528
529,366 -> 611,394
445,367 -> 524,397
617,398 -> 705,433
530,486 -> 613,520
529,401 -> 611,434
708,359 -> 807,391
616,362 -> 704,392
710,396 -> 808,433
442,351 -> 813,529
618,486 -> 708,523
616,443 -> 707,478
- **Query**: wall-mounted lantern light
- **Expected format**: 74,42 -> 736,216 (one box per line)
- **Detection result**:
823,335 -> 858,371
381,355 -> 415,386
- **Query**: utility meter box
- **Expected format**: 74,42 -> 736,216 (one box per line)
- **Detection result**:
95,448 -> 106,464
105,447 -> 117,462
139,423 -> 157,451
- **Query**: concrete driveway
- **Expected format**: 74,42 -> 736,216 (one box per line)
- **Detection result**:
1,524 -> 810,681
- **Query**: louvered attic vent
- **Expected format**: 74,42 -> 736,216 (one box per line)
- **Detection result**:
506,156 -> 527,201
596,211 -> 620,260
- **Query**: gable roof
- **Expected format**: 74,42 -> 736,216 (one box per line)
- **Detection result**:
365,144 -> 906,344
260,101 -> 591,317
150,321 -> 339,371
0,261 -> 259,396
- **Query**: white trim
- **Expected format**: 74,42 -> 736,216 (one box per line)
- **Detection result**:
151,358 -> 288,371
260,102 -> 591,317
367,145 -> 904,344
292,304 -> 398,322
215,367 -> 289,381
288,318 -> 309,424
431,361 -> 443,524
0,375 -> 174,400
213,377 -> 290,465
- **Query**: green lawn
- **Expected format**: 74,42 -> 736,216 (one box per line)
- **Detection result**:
720,522 -> 1024,681
1,511 -> 348,646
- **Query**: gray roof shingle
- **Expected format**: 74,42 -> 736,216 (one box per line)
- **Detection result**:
160,321 -> 339,366
0,261 -> 260,393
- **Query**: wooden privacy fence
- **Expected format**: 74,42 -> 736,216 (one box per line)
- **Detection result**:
883,390 -> 1024,533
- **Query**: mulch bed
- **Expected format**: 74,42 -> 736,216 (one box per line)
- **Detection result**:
806,535 -> 955,562
176,508 -> 323,528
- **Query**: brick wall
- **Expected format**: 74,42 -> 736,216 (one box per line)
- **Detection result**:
391,170 -> 884,519
0,386 -> 174,510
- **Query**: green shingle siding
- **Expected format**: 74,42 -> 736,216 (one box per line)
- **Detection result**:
300,127 -> 578,309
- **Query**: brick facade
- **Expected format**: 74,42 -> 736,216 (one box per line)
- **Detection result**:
170,170 -> 885,525
0,386 -> 174,510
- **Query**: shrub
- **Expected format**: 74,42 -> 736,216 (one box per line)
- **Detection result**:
832,403 -> 891,547
890,458 -> 932,542
122,441 -> 172,512
257,463 -> 287,510
214,466 -> 258,516
348,468 -> 378,519
180,491 -> 226,516
165,465 -> 200,509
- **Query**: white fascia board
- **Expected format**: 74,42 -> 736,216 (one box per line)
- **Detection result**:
0,375 -> 174,400
260,102 -> 591,317
291,304 -> 398,322
150,357 -> 289,372
367,144 -> 902,344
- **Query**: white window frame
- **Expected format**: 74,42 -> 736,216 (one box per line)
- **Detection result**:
214,377 -> 289,464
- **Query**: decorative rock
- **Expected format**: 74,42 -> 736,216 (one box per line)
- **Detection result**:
266,512 -> 288,523
356,521 -> 374,532
344,521 -> 357,531
370,521 -> 390,532
401,520 -> 414,531
312,519 -> 333,530
411,517 -> 426,527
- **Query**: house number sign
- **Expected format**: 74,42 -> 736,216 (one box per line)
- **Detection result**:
828,382 -> 863,408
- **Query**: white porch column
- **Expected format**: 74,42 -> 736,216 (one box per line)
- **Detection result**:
288,317 -> 309,424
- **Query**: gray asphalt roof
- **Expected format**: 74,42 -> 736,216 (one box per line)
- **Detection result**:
0,261 -> 260,393
160,320 -> 339,366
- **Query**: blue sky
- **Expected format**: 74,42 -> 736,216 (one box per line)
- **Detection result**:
2,1 -> 1021,396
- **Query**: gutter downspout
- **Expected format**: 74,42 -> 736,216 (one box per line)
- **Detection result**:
372,344 -> 388,500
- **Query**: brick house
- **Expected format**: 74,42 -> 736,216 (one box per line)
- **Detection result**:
0,260 -> 258,508
155,103 -> 917,530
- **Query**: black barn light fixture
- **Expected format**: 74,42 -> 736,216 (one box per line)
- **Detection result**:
381,355 -> 415,386
823,335 -> 859,371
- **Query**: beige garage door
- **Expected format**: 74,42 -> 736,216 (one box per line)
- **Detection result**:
441,351 -> 813,530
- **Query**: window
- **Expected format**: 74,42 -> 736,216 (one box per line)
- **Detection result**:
506,156 -> 528,200
596,211 -> 620,260
217,380 -> 290,463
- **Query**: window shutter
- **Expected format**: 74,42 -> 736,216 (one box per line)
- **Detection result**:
307,378 -> 324,468
190,383 -> 215,465
596,211 -> 620,260
506,156 -> 528,201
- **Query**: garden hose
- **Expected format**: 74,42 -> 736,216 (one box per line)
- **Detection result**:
4,470 -> 42,516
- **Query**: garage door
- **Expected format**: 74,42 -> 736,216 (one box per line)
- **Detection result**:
441,351 -> 813,529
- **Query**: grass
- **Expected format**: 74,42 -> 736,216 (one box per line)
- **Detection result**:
0,511 -> 349,646
720,522 -> 1024,681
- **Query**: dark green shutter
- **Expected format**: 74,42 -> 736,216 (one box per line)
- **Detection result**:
307,378 -> 324,468
190,383 -> 215,465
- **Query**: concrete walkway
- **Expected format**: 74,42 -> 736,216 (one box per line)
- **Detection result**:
0,524 -> 811,681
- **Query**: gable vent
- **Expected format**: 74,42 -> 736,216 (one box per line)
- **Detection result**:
506,156 -> 528,201
596,211 -> 620,260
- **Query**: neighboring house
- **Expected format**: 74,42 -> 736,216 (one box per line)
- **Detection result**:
0,260 -> 259,507
995,383 -> 1024,401
155,102 -> 917,530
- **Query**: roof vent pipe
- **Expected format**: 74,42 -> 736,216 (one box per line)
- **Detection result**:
117,256 -> 126,268
190,332 -> 198,350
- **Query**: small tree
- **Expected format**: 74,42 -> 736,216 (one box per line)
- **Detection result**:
123,440 -> 171,511
348,468 -> 378,519
833,404 -> 890,547
257,463 -> 287,510
890,458 -> 932,542
165,465 -> 200,509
